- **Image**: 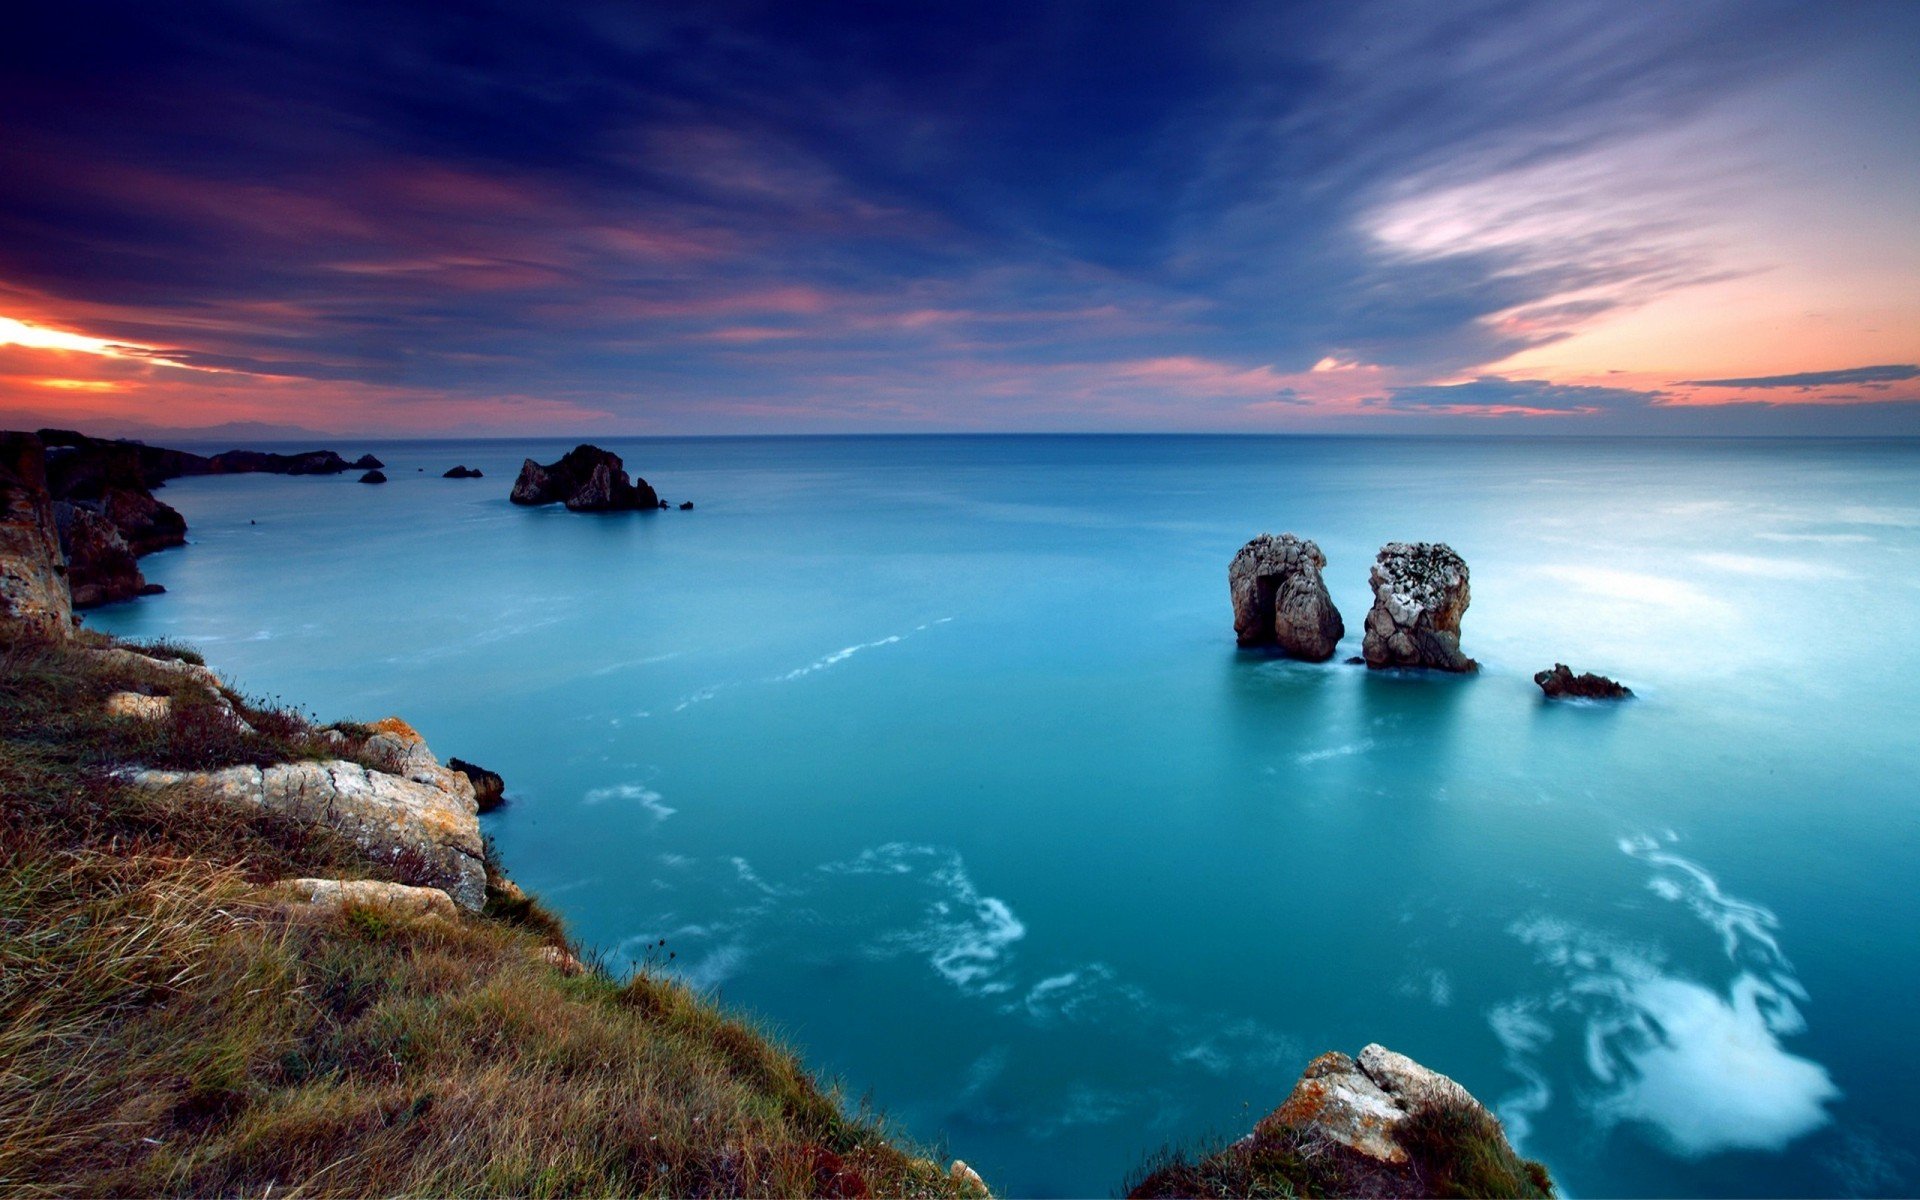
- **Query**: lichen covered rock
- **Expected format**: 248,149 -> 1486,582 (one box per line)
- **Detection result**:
1228,533 -> 1345,660
271,877 -> 458,920
1362,542 -> 1477,672
125,745 -> 485,911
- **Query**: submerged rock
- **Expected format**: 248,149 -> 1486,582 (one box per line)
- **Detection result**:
510,444 -> 659,512
358,469 -> 387,484
1229,533 -> 1344,660
448,756 -> 506,812
1362,542 -> 1477,672
443,465 -> 484,478
1535,663 -> 1631,699
0,433 -> 74,636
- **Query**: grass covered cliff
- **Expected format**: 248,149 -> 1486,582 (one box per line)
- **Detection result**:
0,630 -> 977,1197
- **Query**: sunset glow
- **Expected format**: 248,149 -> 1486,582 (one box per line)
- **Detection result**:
2,1 -> 1915,436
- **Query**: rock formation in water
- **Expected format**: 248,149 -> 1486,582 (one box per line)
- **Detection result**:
443,465 -> 484,478
448,756 -> 506,812
510,444 -> 659,512
1228,533 -> 1345,660
352,454 -> 385,470
1362,542 -> 1477,672
1534,663 -> 1631,699
359,469 -> 387,484
0,433 -> 74,636
1129,1044 -> 1550,1198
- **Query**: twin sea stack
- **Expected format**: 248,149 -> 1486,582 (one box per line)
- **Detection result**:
1229,535 -> 1479,672
510,444 -> 659,512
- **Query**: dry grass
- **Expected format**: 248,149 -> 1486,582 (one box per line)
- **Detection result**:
1124,1100 -> 1553,1200
0,629 -> 964,1198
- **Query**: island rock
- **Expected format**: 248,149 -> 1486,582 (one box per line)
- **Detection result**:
1362,542 -> 1477,672
443,465 -> 483,478
510,444 -> 659,512
351,454 -> 385,470
1228,533 -> 1344,660
358,469 -> 387,484
1535,663 -> 1631,699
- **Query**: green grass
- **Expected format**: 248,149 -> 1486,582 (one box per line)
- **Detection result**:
0,629 -> 967,1197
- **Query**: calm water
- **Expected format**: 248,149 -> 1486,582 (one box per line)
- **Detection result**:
89,436 -> 1920,1197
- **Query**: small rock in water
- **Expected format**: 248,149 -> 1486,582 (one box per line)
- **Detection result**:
358,469 -> 387,484
679,500 -> 694,510
351,454 -> 384,469
1534,663 -> 1631,699
443,465 -> 484,479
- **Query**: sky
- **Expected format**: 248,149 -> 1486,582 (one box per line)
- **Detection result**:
2,0 -> 1917,437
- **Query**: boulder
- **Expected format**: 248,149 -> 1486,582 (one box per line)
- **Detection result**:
351,454 -> 385,470
448,756 -> 506,812
124,725 -> 486,911
510,445 -> 659,512
0,433 -> 74,636
1362,542 -> 1477,672
1228,533 -> 1344,660
271,877 -> 458,920
358,469 -> 387,484
1534,663 -> 1631,700
678,500 -> 694,511
443,465 -> 484,479
1261,1045 -> 1500,1165
105,691 -> 172,721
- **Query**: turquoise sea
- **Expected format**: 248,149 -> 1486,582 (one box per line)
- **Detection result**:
88,435 -> 1920,1197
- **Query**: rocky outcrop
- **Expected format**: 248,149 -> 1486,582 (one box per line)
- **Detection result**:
1263,1045 -> 1487,1165
510,445 -> 659,512
1534,664 -> 1630,700
448,756 -> 505,812
0,432 -> 73,636
1229,533 -> 1345,660
200,448 -> 357,476
53,502 -> 161,607
270,877 -> 458,920
1131,1044 -> 1548,1198
443,465 -> 483,478
40,432 -> 188,558
105,691 -> 173,720
124,718 -> 486,911
351,454 -> 385,470
358,470 -> 387,484
1362,542 -> 1477,672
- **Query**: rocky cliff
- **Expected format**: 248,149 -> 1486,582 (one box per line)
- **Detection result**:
1229,532 -> 1345,660
0,432 -> 74,636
